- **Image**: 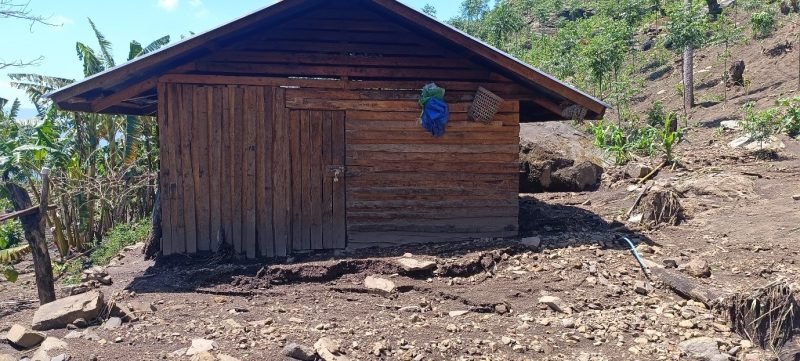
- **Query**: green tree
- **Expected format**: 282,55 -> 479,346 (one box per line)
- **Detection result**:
665,0 -> 709,113
422,3 -> 437,18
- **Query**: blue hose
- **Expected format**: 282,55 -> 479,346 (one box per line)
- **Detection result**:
622,236 -> 650,278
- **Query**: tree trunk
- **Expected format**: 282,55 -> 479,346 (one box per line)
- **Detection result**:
706,0 -> 721,18
3,181 -> 56,305
683,0 -> 695,114
144,192 -> 162,260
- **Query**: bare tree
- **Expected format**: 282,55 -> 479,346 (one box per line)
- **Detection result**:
0,0 -> 52,69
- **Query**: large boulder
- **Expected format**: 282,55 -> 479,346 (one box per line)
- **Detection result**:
32,291 -> 104,331
520,122 -> 607,193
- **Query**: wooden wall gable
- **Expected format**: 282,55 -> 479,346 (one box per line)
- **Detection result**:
166,2 -> 546,102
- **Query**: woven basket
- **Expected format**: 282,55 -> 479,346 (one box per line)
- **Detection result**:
468,87 -> 504,123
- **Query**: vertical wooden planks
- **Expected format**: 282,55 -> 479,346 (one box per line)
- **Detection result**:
300,111 -> 312,251
321,112 -> 334,249
289,110 -> 303,251
231,86 -> 245,254
193,86 -> 211,252
157,82 -> 173,255
258,87 -> 275,257
209,86 -> 223,252
220,86 -> 233,252
330,111 -> 347,249
272,88 -> 290,257
179,84 -> 195,254
168,83 -> 184,255
242,87 -> 258,259
309,111 -> 323,250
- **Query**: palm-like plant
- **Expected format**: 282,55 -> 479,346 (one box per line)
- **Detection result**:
5,18 -> 170,257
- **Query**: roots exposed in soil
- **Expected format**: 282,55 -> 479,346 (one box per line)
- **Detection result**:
728,281 -> 800,351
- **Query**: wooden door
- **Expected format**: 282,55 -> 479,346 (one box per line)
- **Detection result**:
289,109 -> 347,251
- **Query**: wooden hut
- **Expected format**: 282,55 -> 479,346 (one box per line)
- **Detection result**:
48,0 -> 608,259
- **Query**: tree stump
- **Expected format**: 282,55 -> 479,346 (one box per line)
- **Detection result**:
729,60 -> 746,87
3,182 -> 56,304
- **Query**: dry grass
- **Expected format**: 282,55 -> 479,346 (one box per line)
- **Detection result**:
728,281 -> 800,351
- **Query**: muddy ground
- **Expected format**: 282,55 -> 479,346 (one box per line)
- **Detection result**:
1,116 -> 799,361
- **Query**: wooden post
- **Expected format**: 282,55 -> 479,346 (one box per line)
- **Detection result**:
683,0 -> 695,115
3,169 -> 56,305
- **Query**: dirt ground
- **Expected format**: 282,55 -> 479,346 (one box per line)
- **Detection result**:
2,12 -> 800,361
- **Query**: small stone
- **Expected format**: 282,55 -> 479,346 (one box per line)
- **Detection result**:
314,337 -> 348,361
501,336 -> 515,345
634,281 -> 652,295
448,310 -> 469,317
520,236 -> 541,248
103,317 -> 122,329
793,195 -> 800,201
626,163 -> 653,179
364,276 -> 396,294
685,259 -> 712,278
186,339 -> 218,356
538,296 -> 572,314
283,343 -> 316,361
679,320 -> 695,329
50,354 -> 70,361
5,324 -> 46,349
663,259 -> 679,269
561,318 -> 576,328
71,318 -> 87,329
679,337 -> 721,359
217,355 -> 241,361
494,304 -> 509,315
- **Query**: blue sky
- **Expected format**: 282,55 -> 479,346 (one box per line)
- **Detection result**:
0,0 -> 460,116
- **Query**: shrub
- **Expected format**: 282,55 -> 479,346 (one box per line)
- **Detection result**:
0,220 -> 23,250
90,220 -> 151,266
646,101 -> 667,128
741,103 -> 781,149
777,97 -> 800,138
751,11 -> 777,39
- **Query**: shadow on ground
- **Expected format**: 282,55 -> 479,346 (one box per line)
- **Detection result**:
126,195 -> 656,295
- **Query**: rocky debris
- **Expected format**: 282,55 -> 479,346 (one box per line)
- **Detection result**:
625,163 -> 653,179
217,355 -> 241,361
81,267 -> 112,285
448,310 -> 469,317
364,276 -> 396,294
186,339 -> 218,356
520,236 -> 541,248
685,259 -> 712,278
314,338 -> 349,361
538,295 -> 572,314
50,354 -> 70,361
0,354 -> 14,361
32,291 -> 104,331
395,257 -> 436,272
792,194 -> 800,201
675,173 -> 757,201
283,342 -> 317,361
5,324 -> 45,349
31,337 -> 68,361
679,337 -> 723,360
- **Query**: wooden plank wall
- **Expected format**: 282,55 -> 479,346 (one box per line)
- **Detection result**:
158,1 -> 525,255
284,90 -> 519,248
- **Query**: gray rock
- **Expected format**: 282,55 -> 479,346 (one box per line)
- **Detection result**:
32,291 -> 104,331
314,338 -> 349,361
538,296 -> 572,314
663,259 -> 679,269
217,355 -> 241,361
31,337 -> 68,361
103,317 -> 122,329
626,163 -> 653,179
680,337 -> 722,360
283,342 -> 317,361
634,281 -> 652,295
396,258 -> 436,272
50,354 -> 71,361
5,324 -> 46,349
364,276 -> 396,294
0,354 -> 14,361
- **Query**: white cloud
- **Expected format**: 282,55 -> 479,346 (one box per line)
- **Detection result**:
157,0 -> 179,11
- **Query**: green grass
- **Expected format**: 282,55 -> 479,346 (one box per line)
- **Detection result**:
90,220 -> 151,266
